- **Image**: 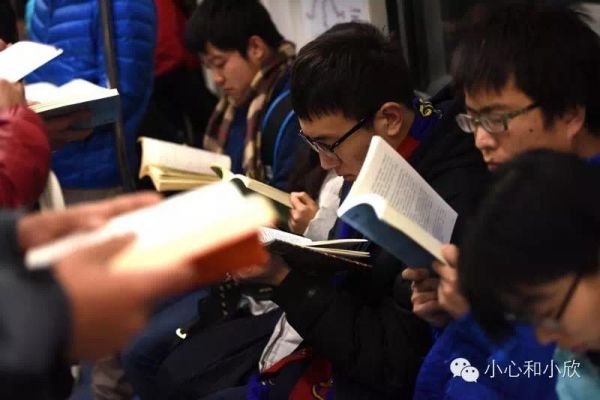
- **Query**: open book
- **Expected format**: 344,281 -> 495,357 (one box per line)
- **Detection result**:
337,136 -> 457,268
139,137 -> 292,210
260,227 -> 371,273
211,165 -> 292,208
25,79 -> 119,129
25,182 -> 276,277
139,137 -> 230,191
0,41 -> 63,82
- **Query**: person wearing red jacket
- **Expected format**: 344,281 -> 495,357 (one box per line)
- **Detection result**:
0,79 -> 50,208
138,0 -> 216,148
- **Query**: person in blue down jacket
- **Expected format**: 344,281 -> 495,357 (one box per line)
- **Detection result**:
27,0 -> 156,201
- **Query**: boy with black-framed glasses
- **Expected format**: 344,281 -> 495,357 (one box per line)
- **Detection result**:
236,21 -> 488,400
406,3 -> 600,399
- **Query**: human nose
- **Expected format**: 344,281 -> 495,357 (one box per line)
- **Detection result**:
473,124 -> 498,151
211,69 -> 225,87
318,152 -> 340,170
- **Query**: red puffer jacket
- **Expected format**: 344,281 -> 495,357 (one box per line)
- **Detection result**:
0,105 -> 50,208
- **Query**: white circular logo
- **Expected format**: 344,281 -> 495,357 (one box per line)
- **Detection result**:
450,358 -> 471,378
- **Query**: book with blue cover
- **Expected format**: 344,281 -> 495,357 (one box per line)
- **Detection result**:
337,136 -> 457,268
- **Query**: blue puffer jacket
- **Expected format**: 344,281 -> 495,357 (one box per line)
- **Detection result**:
27,0 -> 156,188
414,314 -> 558,400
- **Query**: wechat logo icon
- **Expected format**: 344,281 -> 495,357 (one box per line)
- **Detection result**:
450,358 -> 480,383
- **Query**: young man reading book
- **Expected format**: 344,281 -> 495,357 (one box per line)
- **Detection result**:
231,22 -> 488,399
185,0 -> 302,191
120,1 -> 303,398
405,4 -> 600,399
459,151 -> 600,399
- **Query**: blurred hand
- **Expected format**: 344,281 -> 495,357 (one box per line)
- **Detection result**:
42,111 -> 93,149
432,245 -> 470,320
288,192 -> 318,235
0,39 -> 8,52
55,233 -> 226,360
402,267 -> 452,328
233,254 -> 290,286
17,192 -> 161,251
0,79 -> 25,110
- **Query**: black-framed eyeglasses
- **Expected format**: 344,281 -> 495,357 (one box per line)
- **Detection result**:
506,269 -> 583,332
455,103 -> 539,134
298,112 -> 374,159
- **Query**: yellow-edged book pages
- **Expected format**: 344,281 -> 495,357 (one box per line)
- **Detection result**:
211,165 -> 292,208
139,137 -> 231,191
25,182 -> 276,274
337,136 -> 457,268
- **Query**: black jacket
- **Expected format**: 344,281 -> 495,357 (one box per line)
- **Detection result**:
0,211 -> 72,400
0,2 -> 18,43
271,92 -> 489,399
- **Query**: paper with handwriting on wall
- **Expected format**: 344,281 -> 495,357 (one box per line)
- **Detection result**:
0,41 -> 63,82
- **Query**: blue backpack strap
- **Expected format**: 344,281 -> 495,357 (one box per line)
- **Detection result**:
260,89 -> 294,168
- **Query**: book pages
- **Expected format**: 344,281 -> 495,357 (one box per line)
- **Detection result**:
26,182 -> 275,271
0,41 -> 63,82
343,136 -> 457,243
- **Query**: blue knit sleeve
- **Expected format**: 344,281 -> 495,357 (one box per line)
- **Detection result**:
414,314 -> 558,400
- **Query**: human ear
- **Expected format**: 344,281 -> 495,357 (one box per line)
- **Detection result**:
378,102 -> 405,138
564,106 -> 586,141
246,35 -> 268,65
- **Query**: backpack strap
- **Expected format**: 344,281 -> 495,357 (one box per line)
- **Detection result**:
260,89 -> 295,170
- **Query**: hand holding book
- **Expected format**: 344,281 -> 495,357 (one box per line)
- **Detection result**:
0,79 -> 25,110
337,137 -> 457,268
432,244 -> 470,320
25,182 -> 275,275
42,110 -> 93,149
288,192 -> 319,234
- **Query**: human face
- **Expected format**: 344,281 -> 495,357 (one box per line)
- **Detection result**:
201,43 -> 260,104
511,273 -> 600,352
298,113 -> 375,181
464,80 -> 572,170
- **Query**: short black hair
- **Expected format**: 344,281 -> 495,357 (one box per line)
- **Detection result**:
459,150 -> 600,340
291,22 -> 414,122
452,3 -> 600,135
185,0 -> 283,55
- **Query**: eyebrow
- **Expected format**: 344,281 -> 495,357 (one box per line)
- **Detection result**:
301,131 -> 337,143
204,55 -> 225,64
466,103 -> 514,114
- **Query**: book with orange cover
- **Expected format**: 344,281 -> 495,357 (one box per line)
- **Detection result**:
25,182 -> 276,277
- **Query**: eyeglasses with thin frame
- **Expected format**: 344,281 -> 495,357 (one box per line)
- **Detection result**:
506,269 -> 583,332
297,112 -> 374,159
455,103 -> 539,134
